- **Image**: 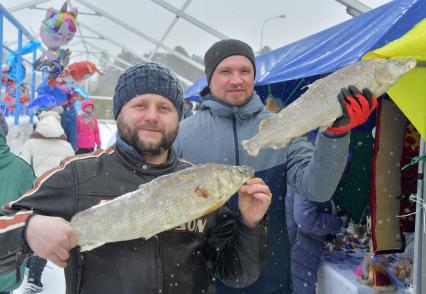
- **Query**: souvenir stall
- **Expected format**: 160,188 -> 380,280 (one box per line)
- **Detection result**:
184,0 -> 426,292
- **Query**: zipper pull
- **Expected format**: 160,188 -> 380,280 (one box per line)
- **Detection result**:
15,248 -> 24,283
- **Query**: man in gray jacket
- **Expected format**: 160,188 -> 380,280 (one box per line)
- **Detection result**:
173,39 -> 377,293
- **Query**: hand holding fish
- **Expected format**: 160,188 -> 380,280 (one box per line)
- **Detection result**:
326,85 -> 378,135
238,178 -> 272,228
70,164 -> 255,252
26,215 -> 78,268
241,58 -> 416,156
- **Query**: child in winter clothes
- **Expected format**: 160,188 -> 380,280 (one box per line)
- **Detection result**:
285,185 -> 343,294
21,111 -> 75,176
76,100 -> 101,154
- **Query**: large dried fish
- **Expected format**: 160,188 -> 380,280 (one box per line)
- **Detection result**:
70,163 -> 254,251
242,58 -> 417,156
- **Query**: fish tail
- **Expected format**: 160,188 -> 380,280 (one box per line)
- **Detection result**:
80,242 -> 106,252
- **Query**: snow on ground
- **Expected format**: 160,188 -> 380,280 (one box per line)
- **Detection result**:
5,116 -> 35,155
15,261 -> 65,294
11,119 -> 116,294
99,119 -> 117,149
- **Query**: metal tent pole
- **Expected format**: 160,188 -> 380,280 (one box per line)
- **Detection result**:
74,0 -> 204,71
413,138 -> 425,292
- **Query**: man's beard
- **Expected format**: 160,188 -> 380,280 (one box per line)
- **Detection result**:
117,121 -> 178,156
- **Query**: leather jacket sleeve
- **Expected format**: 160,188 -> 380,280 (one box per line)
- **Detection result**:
204,204 -> 268,288
0,161 -> 76,286
11,162 -> 77,220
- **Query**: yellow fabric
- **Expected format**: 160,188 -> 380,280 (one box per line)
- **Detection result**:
363,18 -> 426,139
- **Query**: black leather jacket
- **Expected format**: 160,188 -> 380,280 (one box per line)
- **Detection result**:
1,145 -> 267,294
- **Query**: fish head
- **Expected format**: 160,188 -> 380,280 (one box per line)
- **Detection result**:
375,58 -> 417,85
196,164 -> 255,214
228,165 -> 255,186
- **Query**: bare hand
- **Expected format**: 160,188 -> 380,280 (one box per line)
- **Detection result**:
238,178 -> 272,228
26,215 -> 78,268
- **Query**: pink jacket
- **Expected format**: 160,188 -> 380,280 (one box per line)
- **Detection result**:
77,101 -> 101,149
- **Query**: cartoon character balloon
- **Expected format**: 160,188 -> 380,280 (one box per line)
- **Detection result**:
40,1 -> 78,51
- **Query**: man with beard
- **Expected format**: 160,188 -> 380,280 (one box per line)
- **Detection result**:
0,62 -> 271,294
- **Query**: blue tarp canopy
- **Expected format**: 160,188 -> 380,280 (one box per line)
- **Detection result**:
184,0 -> 426,101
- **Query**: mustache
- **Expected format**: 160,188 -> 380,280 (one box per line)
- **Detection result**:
138,124 -> 162,132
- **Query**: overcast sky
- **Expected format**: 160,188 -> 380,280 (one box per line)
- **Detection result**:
2,0 -> 390,69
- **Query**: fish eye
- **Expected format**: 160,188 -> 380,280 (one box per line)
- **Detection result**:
238,167 -> 245,173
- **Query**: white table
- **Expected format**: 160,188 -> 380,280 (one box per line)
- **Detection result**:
316,261 -> 412,294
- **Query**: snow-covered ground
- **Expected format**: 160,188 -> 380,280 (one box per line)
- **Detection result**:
5,116 -> 35,155
98,119 -> 117,149
15,261 -> 65,294
8,119 -> 116,294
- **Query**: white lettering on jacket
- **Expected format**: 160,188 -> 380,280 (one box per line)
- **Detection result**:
174,218 -> 207,234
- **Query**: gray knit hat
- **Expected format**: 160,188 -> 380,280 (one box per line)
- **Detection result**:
204,39 -> 256,86
0,109 -> 8,136
113,62 -> 184,119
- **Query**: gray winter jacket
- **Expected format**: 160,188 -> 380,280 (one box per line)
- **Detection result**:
173,92 -> 349,294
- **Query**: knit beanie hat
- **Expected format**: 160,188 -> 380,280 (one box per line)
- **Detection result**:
0,109 -> 8,136
204,39 -> 256,86
38,110 -> 62,123
113,62 -> 184,120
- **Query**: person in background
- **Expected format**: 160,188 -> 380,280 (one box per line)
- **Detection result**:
174,39 -> 377,293
21,110 -> 75,176
76,100 -> 101,154
61,106 -> 78,151
285,185 -> 343,294
192,102 -> 200,115
0,109 -> 35,294
20,110 -> 75,292
183,97 -> 194,119
0,62 -> 270,294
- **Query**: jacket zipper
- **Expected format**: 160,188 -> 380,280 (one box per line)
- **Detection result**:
260,223 -> 268,261
76,254 -> 85,294
156,235 -> 165,293
232,114 -> 240,165
15,248 -> 25,283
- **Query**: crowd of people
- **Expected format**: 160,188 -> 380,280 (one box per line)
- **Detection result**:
0,38 -> 377,294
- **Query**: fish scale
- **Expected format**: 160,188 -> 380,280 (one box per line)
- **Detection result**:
242,58 -> 417,156
70,163 -> 254,251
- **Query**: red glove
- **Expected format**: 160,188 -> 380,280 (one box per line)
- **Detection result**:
326,85 -> 377,135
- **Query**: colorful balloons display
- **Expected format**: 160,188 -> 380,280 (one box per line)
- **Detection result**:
3,1 -> 101,114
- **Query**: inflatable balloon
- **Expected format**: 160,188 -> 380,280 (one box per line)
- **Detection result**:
40,1 -> 78,50
59,61 -> 102,83
69,84 -> 88,102
2,81 -> 30,110
7,40 -> 41,82
34,49 -> 71,80
27,92 -> 58,110
28,80 -> 70,110
7,57 -> 26,82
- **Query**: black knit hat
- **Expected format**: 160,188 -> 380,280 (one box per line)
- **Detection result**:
113,62 -> 184,119
204,39 -> 256,87
0,109 -> 8,136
